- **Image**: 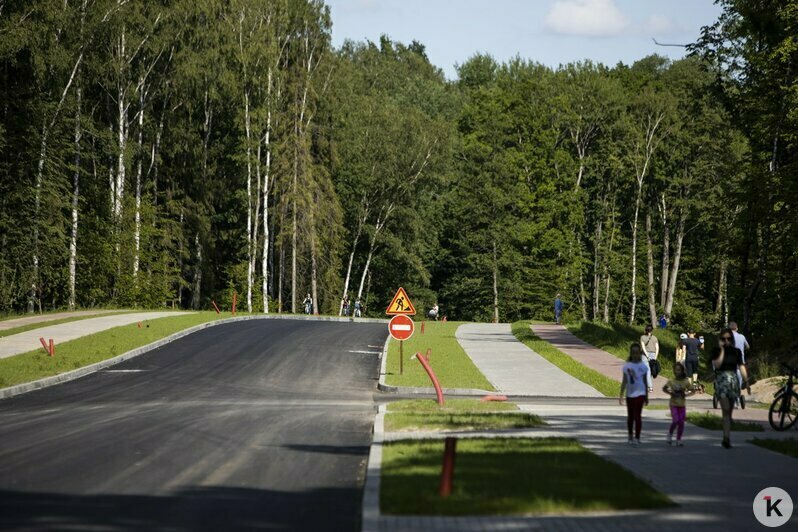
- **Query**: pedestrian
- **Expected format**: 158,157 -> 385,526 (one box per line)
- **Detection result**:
659,314 -> 668,329
342,295 -> 350,317
676,333 -> 687,365
303,293 -> 313,315
728,321 -> 750,409
681,330 -> 704,389
619,343 -> 653,446
712,328 -> 749,449
554,293 -> 563,325
428,304 -> 439,321
354,298 -> 362,318
640,325 -> 661,379
663,362 -> 696,446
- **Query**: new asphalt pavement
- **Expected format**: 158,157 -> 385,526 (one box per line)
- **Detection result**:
0,318 -> 387,531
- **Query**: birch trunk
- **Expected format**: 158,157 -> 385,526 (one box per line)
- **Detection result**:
629,183 -> 642,324
646,211 -> 658,328
663,211 -> 686,317
68,86 -> 82,311
659,195 -> 669,310
339,207 -> 366,315
603,203 -> 617,323
715,258 -> 727,314
192,234 -> 202,309
244,90 -> 253,313
492,240 -> 499,323
133,79 -> 144,280
592,218 -> 602,320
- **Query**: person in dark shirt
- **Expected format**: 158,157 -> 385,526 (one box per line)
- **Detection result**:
681,331 -> 703,387
554,293 -> 563,325
711,328 -> 749,449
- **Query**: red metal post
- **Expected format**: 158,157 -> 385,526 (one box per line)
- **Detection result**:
49,339 -> 54,357
421,321 -> 425,335
39,337 -> 49,354
211,300 -> 221,314
439,437 -> 457,497
415,351 -> 444,406
399,341 -> 403,375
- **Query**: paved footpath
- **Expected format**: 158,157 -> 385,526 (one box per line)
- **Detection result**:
373,402 -> 798,531
533,323 -> 673,400
0,312 -> 192,360
0,310 -> 130,331
456,323 -> 602,397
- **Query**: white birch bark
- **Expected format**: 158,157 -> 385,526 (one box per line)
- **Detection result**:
133,78 -> 144,280
68,86 -> 82,310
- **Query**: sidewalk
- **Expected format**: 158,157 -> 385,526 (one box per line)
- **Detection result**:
368,402 -> 798,531
0,312 -> 192,360
0,310 -> 130,331
455,323 -> 602,397
532,323 -> 672,400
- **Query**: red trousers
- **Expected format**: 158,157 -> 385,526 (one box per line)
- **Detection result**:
626,396 -> 645,439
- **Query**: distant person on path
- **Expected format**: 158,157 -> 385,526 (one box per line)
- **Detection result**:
640,325 -> 661,379
619,343 -> 653,446
354,298 -> 362,317
729,321 -> 750,409
428,304 -> 439,321
681,330 -> 704,388
663,362 -> 696,446
712,328 -> 749,449
554,293 -> 563,325
342,295 -> 350,316
676,333 -> 687,365
303,293 -> 313,315
659,314 -> 668,329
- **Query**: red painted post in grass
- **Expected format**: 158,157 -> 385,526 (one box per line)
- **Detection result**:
138,322 -> 142,329
232,291 -> 237,315
414,351 -> 444,406
425,347 -> 431,362
49,339 -> 55,357
421,321 -> 425,335
40,337 -> 50,354
439,437 -> 457,497
211,300 -> 221,314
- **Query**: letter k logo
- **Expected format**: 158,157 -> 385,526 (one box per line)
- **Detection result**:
765,496 -> 783,517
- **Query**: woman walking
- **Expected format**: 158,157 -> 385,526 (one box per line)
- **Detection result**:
663,362 -> 696,446
712,328 -> 749,448
620,344 -> 653,446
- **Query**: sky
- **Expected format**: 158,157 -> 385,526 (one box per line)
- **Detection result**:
326,0 -> 723,79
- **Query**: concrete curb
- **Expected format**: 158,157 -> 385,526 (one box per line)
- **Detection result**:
0,314 -> 388,400
362,404 -> 386,532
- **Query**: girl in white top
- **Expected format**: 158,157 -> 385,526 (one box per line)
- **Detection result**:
619,343 -> 653,446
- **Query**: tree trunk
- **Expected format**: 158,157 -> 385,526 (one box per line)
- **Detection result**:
133,79 -> 144,281
603,202 -> 617,323
663,210 -> 686,317
244,90 -> 253,313
339,207 -> 365,315
646,211 -> 657,328
659,195 -> 669,309
261,67 -> 273,314
492,240 -> 499,323
310,213 -> 319,315
192,233 -> 201,310
68,86 -> 82,311
592,219 -> 602,320
629,182 -> 643,324
715,258 -> 727,314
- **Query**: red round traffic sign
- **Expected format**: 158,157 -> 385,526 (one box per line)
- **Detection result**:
389,315 -> 415,341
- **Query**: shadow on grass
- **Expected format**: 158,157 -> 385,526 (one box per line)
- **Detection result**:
380,437 -> 673,516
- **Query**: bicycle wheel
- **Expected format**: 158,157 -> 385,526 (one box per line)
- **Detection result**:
769,392 -> 798,431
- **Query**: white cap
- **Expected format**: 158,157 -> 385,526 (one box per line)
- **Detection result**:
679,333 -> 688,339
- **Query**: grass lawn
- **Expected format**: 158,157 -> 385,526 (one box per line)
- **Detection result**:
511,321 -> 618,397
751,438 -> 798,459
567,321 -> 717,395
0,310 -> 136,339
0,312 -> 241,388
686,411 -> 764,432
380,437 -> 672,515
384,321 -> 493,390
385,399 -> 544,432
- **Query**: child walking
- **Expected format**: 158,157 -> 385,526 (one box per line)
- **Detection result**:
619,344 -> 653,446
663,362 -> 696,446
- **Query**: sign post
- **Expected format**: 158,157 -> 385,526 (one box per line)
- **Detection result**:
386,288 -> 416,375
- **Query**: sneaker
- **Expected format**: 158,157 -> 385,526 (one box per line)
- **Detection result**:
740,395 -> 746,409
721,438 -> 732,449
633,438 -> 641,447
676,440 -> 684,447
667,433 -> 673,445
628,438 -> 634,446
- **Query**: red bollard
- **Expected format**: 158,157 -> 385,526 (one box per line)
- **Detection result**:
415,351 -> 444,406
137,322 -> 142,329
232,291 -> 237,315
211,300 -> 221,314
39,337 -> 49,354
439,437 -> 457,497
421,321 -> 425,335
49,339 -> 55,357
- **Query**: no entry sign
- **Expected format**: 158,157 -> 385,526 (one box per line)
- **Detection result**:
389,314 -> 414,341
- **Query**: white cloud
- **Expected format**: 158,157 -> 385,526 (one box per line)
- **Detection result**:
544,0 -> 630,37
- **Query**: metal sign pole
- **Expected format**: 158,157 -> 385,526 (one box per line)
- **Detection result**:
400,340 -> 404,375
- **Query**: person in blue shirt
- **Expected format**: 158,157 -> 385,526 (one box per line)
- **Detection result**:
554,293 -> 563,325
659,314 -> 668,329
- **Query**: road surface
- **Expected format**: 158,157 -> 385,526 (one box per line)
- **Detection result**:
0,319 -> 387,531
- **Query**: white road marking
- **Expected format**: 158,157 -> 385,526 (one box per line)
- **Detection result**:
102,369 -> 149,373
348,350 -> 381,355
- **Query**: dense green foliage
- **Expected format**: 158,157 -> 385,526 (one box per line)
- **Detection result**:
0,1 -> 795,356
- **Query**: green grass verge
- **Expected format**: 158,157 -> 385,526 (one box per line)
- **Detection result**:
511,321 -> 618,397
567,321 -> 717,394
0,311 -> 137,339
380,437 -> 673,515
385,399 -> 543,432
384,321 -> 493,390
0,312 -> 242,388
686,412 -> 764,432
750,438 -> 798,459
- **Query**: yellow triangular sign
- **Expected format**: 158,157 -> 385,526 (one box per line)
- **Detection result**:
386,287 -> 416,315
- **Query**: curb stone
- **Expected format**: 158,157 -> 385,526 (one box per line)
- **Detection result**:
0,314 -> 388,400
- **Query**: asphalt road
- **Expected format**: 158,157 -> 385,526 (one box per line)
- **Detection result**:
0,319 -> 387,531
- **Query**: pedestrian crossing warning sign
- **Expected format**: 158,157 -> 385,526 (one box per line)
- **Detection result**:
386,287 -> 416,316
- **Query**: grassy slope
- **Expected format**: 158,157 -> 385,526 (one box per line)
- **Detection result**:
381,437 -> 672,515
0,311 -> 136,339
511,321 -> 617,397
0,312 -> 241,387
567,321 -> 718,393
384,321 -> 493,390
385,398 -> 543,432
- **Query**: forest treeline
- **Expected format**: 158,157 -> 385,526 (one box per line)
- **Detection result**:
0,1 -> 795,353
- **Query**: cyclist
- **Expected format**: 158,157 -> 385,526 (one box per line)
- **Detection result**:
354,298 -> 362,317
303,293 -> 312,315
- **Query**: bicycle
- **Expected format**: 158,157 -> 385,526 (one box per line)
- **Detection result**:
768,363 -> 798,431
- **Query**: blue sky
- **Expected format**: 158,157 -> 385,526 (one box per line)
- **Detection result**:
327,0 -> 722,78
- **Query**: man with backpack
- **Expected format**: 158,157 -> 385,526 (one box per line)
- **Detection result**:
640,325 -> 661,379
